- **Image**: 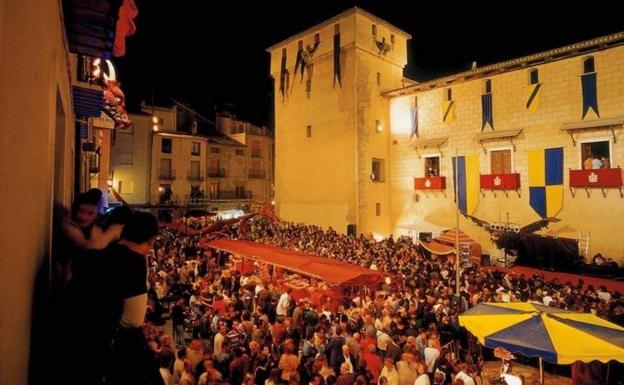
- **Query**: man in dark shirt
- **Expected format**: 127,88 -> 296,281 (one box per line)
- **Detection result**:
105,212 -> 160,385
171,299 -> 186,346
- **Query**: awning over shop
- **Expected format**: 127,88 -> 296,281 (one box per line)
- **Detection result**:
63,0 -> 138,59
72,86 -> 104,118
205,239 -> 385,287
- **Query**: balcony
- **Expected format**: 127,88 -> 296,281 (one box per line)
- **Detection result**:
251,149 -> 262,158
414,176 -> 446,190
248,170 -> 266,179
211,190 -> 253,200
480,173 -> 521,197
569,167 -> 623,197
207,168 -> 226,178
187,170 -> 204,182
181,196 -> 209,206
159,169 -> 176,180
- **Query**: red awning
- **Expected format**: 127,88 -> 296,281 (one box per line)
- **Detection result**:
436,228 -> 482,258
205,239 -> 385,287
436,228 -> 477,245
420,240 -> 455,255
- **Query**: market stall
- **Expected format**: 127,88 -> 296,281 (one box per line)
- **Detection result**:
206,239 -> 387,311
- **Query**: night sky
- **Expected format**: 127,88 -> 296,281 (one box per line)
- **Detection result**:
116,1 -> 622,127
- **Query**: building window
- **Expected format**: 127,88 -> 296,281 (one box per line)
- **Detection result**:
191,142 -> 200,156
371,158 -> 385,182
236,149 -> 244,156
334,24 -> 340,34
529,69 -> 539,85
583,56 -> 595,74
376,203 -> 381,216
375,120 -> 383,133
581,140 -> 611,169
306,125 -> 312,138
372,24 -> 377,36
117,180 -> 123,194
314,33 -> 320,45
424,156 -> 440,177
485,79 -> 492,94
190,160 -> 201,179
161,138 -> 172,154
251,141 -> 261,157
160,158 -> 172,178
490,149 -> 512,174
390,34 -> 395,44
236,183 -> 247,198
446,88 -> 453,101
210,147 -> 220,154
377,72 -> 381,86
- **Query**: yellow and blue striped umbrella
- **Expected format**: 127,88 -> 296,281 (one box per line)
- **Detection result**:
458,302 -> 624,364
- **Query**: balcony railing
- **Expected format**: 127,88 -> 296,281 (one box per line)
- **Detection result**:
210,190 -> 253,200
248,170 -> 266,179
181,196 -> 209,205
251,149 -> 262,158
159,169 -> 176,180
207,168 -> 226,178
480,173 -> 520,197
187,170 -> 204,181
414,176 -> 446,190
569,167 -> 623,197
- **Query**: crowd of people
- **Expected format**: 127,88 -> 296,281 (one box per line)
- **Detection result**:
52,193 -> 624,385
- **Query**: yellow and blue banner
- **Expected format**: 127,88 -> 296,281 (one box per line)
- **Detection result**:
525,83 -> 541,112
442,100 -> 455,124
528,147 -> 564,218
452,154 -> 479,215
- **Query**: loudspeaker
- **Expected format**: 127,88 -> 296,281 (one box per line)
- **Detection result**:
481,254 -> 491,266
419,232 -> 432,242
347,224 -> 356,236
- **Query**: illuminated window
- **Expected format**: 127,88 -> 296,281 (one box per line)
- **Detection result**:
372,158 -> 385,182
191,142 -> 200,156
424,156 -> 440,177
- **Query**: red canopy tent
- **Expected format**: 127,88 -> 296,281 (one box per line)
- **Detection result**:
435,228 -> 482,263
420,240 -> 456,255
205,239 -> 386,287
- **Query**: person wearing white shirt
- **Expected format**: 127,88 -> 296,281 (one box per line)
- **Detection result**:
277,290 -> 291,317
454,365 -> 477,385
413,363 -> 429,385
423,340 -> 440,374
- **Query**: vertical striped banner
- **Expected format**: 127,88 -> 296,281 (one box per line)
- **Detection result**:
452,155 -> 480,215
